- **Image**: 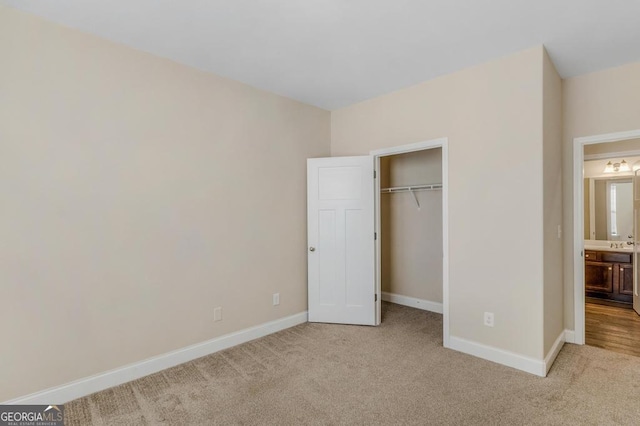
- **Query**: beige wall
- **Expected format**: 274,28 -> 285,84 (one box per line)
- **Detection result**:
594,180 -> 608,239
0,6 -> 330,402
380,149 -> 442,302
562,61 -> 640,330
584,179 -> 591,239
584,138 -> 640,156
333,47 -> 546,359
542,50 -> 564,355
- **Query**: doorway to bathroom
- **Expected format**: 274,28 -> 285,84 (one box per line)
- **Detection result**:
574,130 -> 640,357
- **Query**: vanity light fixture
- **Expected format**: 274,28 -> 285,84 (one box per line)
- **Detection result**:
603,159 -> 630,173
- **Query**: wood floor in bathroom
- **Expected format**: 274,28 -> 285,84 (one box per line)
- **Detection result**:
586,300 -> 640,358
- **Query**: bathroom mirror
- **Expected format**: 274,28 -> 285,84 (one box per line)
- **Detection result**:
584,177 -> 633,241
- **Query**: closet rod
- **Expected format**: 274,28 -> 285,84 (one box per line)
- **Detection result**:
380,183 -> 442,193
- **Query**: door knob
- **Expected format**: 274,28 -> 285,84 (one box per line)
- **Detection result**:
309,247 -> 316,252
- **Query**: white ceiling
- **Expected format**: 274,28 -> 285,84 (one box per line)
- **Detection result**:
2,0 -> 639,110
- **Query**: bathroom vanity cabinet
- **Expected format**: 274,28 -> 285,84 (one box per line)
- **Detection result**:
585,250 -> 633,303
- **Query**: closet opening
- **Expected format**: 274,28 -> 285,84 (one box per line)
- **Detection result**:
372,139 -> 449,347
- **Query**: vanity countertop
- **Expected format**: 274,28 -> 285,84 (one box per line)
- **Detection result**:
584,244 -> 634,253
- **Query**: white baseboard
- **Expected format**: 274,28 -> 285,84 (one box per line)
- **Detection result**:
564,329 -> 576,344
543,330 -> 566,375
4,311 -> 308,405
381,292 -> 443,314
448,336 -> 546,377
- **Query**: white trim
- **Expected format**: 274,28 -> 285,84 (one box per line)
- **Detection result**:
375,155 -> 382,326
370,137 -> 450,348
543,330 -> 566,375
584,149 -> 640,161
573,129 -> 640,346
370,138 -> 448,157
448,336 -> 546,377
573,138 -> 585,345
381,292 -> 443,314
442,141 -> 450,349
589,178 -> 596,239
564,329 -> 576,344
576,130 -> 640,145
3,311 -> 308,405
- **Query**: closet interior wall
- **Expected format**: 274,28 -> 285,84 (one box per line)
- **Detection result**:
380,148 -> 443,304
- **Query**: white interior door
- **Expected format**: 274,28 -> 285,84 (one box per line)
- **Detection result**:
307,156 -> 376,325
634,169 -> 640,315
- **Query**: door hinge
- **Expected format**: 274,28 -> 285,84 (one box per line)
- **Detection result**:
375,232 -> 377,240
375,294 -> 378,302
374,170 -> 377,178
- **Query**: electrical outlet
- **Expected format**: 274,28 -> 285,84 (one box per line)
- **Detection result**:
484,312 -> 494,327
214,307 -> 222,322
273,293 -> 280,306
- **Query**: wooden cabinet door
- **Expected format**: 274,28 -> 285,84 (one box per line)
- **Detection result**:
618,263 -> 634,296
585,261 -> 614,294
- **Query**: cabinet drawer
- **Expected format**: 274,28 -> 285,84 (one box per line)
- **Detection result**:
584,251 -> 598,261
601,252 -> 632,263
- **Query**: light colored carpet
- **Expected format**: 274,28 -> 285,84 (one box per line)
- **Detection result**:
66,302 -> 640,425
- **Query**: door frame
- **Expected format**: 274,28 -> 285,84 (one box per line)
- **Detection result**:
573,129 -> 640,345
370,138 -> 450,348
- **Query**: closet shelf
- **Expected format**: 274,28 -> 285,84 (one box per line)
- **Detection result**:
380,183 -> 442,209
380,183 -> 442,193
